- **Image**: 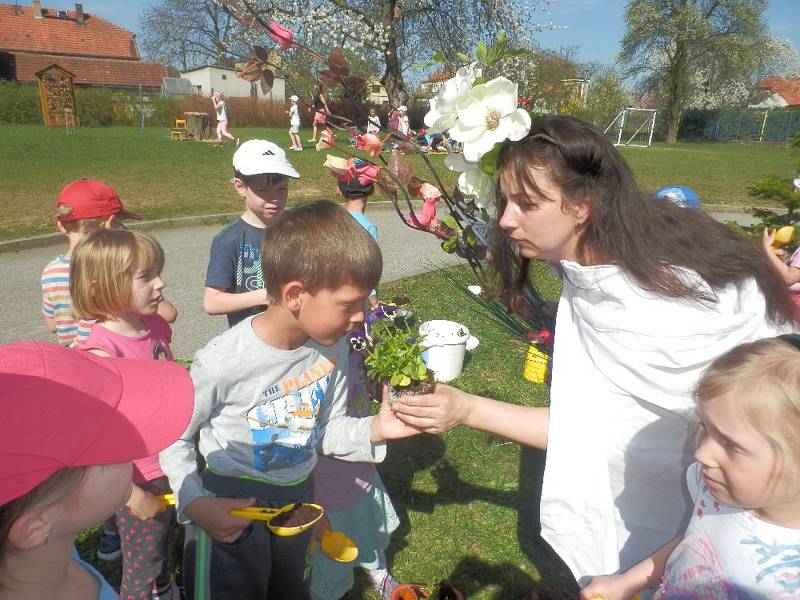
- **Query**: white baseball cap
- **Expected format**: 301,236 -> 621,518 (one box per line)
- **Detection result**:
233,139 -> 300,178
398,105 -> 407,112
289,95 -> 299,102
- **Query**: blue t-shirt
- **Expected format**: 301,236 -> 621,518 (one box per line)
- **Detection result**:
205,217 -> 266,328
71,546 -> 119,599
347,210 -> 378,242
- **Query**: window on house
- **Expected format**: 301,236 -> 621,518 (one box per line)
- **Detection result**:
372,85 -> 381,93
221,74 -> 227,80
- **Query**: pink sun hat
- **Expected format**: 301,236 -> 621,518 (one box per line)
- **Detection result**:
0,342 -> 194,505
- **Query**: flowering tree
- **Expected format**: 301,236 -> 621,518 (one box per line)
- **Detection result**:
619,0 -> 778,143
216,0 -> 558,106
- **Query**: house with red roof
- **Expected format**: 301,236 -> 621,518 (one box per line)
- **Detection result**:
750,76 -> 800,109
0,1 -> 165,91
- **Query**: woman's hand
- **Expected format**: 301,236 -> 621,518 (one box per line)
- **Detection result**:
391,384 -> 473,434
370,385 -> 423,442
762,227 -> 776,253
579,574 -> 639,600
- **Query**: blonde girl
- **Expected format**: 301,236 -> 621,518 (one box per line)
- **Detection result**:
71,229 -> 181,600
582,335 -> 800,599
212,90 -> 239,148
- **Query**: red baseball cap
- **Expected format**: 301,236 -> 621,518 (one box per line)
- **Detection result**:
0,342 -> 194,505
56,179 -> 141,223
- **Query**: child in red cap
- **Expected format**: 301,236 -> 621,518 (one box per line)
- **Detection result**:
41,179 -> 177,349
0,342 -> 193,600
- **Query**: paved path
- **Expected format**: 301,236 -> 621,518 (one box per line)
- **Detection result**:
0,206 -> 759,358
0,204 -> 460,358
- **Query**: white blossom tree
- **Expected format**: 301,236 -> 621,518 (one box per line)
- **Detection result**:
216,0 -> 559,106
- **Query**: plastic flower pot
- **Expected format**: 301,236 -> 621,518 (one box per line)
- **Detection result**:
419,320 -> 479,383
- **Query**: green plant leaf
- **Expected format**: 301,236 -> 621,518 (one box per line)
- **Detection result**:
442,235 -> 459,253
472,76 -> 487,86
417,364 -> 428,378
398,374 -> 411,387
479,143 -> 502,175
456,52 -> 471,64
441,214 -> 458,229
432,51 -> 447,64
476,41 -> 487,63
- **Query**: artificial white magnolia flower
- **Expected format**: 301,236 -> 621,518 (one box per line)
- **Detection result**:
449,77 -> 531,163
445,153 -> 497,210
424,62 -> 478,132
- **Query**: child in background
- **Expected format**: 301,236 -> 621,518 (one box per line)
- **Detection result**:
367,106 -> 381,135
288,94 -> 303,151
211,90 -> 239,148
71,228 -> 181,600
203,140 -> 300,327
581,335 -> 800,600
762,227 -> 800,312
41,178 -> 166,348
160,200 -> 418,600
397,106 -> 411,139
0,341 -> 192,600
40,178 -> 176,563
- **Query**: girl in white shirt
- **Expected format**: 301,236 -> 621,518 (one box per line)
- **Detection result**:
392,115 -> 798,589
212,90 -> 238,148
582,335 -> 800,599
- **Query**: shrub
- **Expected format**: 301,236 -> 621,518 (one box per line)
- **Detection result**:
0,81 -> 42,124
75,87 -> 115,126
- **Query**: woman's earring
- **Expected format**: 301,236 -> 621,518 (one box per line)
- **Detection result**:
575,221 -> 583,230
42,533 -> 49,547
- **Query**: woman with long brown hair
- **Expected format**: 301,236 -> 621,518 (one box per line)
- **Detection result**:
392,116 -> 798,590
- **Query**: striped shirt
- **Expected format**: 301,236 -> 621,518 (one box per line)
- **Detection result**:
41,255 -> 93,347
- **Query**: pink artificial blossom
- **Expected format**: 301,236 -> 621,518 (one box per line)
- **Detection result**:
356,133 -> 383,157
355,163 -> 380,185
323,155 -> 356,181
268,22 -> 293,49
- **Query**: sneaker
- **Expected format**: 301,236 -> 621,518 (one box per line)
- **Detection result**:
379,573 -> 400,600
235,138 -> 240,148
96,531 -> 121,561
307,138 -> 316,143
153,582 -> 181,600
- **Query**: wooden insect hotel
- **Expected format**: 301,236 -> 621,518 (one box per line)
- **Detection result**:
36,64 -> 79,128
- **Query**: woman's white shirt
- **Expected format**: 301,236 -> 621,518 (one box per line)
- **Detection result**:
540,260 -> 792,586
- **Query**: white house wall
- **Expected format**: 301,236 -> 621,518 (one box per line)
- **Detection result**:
181,67 -> 285,101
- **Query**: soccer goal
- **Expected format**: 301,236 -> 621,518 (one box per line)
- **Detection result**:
604,108 -> 657,147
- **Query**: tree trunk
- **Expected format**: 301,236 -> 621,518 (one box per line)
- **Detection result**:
379,0 -> 408,107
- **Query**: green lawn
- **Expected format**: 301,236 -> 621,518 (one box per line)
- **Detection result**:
1,124 -> 797,241
76,264 -> 576,600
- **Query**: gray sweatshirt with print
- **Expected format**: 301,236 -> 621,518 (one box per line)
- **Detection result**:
159,316 -> 385,516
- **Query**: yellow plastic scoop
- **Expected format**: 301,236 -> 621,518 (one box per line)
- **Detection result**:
229,503 -> 325,536
158,493 -> 175,507
320,529 -> 358,562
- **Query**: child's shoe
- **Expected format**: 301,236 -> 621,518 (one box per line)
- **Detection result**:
96,530 -> 121,561
235,138 -> 240,148
153,581 -> 181,600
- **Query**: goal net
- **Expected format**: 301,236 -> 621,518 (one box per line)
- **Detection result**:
604,108 -> 656,147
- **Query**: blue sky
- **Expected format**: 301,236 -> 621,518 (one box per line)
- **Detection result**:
38,0 -> 800,69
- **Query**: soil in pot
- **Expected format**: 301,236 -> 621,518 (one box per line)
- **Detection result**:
388,376 -> 436,405
270,503 -> 323,528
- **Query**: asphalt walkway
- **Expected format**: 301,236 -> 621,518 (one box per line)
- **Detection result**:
0,204 -> 460,358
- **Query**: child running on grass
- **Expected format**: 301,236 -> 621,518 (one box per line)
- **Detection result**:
581,335 -> 800,599
203,140 -> 300,327
71,228 -> 182,600
211,90 -> 239,148
160,200 -> 419,600
288,95 -> 303,151
0,341 -> 192,600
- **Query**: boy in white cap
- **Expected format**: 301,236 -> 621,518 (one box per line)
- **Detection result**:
203,140 -> 300,327
287,95 -> 302,151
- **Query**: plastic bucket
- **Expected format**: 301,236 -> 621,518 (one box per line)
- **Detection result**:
419,320 -> 478,383
523,344 -> 548,383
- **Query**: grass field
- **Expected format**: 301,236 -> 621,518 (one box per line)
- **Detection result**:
1,124 -> 796,241
75,264 -> 575,600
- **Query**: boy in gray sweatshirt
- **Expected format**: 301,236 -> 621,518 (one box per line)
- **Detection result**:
160,200 -> 418,600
